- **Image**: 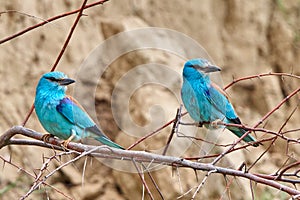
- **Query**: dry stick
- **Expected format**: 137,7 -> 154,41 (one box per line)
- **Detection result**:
131,73 -> 299,151
276,161 -> 300,180
4,137 -> 287,164
159,73 -> 300,153
24,151 -> 76,200
132,160 -> 155,200
0,155 -> 74,200
2,127 -> 300,196
1,126 -> 162,199
0,10 -> 52,22
249,103 -> 299,171
279,102 -> 300,134
50,0 -> 88,72
217,123 -> 298,144
219,175 -> 234,200
21,147 -> 96,200
254,173 -> 300,184
177,131 -> 234,147
224,72 -> 300,90
143,163 -> 165,200
127,112 -> 188,150
0,0 -> 109,44
282,128 -> 300,135
81,156 -> 88,187
22,104 -> 35,127
134,161 -> 164,199
247,137 -> 276,172
211,86 -> 300,166
274,157 -> 292,178
34,151 -> 75,185
175,166 -> 184,194
249,180 -> 255,200
191,169 -> 217,199
127,120 -> 174,150
177,186 -> 198,199
149,119 -> 297,147
163,105 -> 182,155
6,123 -> 298,163
182,122 -> 299,161
21,0 -> 89,126
185,137 -> 279,161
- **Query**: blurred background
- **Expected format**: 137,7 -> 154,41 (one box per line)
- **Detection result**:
0,0 -> 299,199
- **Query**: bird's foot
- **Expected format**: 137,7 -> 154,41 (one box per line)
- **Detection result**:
42,134 -> 54,142
211,119 -> 222,128
198,121 -> 210,127
61,140 -> 70,149
60,134 -> 75,148
198,122 -> 203,127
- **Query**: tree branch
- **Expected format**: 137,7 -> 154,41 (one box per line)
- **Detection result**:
1,126 -> 300,196
0,0 -> 109,44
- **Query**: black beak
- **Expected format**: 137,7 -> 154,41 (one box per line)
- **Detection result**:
59,78 -> 75,86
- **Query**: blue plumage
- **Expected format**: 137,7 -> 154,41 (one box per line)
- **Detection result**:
181,58 -> 258,146
34,71 -> 124,149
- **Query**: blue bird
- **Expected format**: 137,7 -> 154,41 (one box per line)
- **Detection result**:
181,58 -> 258,146
34,71 -> 124,149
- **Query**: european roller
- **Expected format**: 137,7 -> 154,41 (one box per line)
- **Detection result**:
34,71 -> 124,149
181,58 -> 258,146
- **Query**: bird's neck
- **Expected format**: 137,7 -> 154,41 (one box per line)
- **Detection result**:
183,72 -> 210,85
36,85 -> 66,103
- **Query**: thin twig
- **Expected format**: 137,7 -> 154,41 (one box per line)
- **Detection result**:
163,105 -> 182,155
0,155 -> 73,200
211,86 -> 300,166
142,162 -> 165,199
127,112 -> 188,150
21,148 -> 97,200
0,0 -> 109,44
276,161 -> 300,180
224,72 -> 300,90
192,170 -> 217,199
132,160 -> 154,200
278,102 -> 299,133
22,0 -> 89,126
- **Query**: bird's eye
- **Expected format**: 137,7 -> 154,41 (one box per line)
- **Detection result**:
46,77 -> 58,82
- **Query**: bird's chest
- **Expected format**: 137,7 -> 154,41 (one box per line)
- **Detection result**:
36,98 -> 59,120
35,98 -> 69,134
181,80 -> 212,121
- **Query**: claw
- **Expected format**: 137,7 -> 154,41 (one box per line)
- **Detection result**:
211,119 -> 222,128
42,134 -> 54,142
198,121 -> 211,127
60,133 -> 75,148
198,122 -> 203,127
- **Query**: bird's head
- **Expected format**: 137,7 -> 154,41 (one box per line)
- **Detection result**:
183,58 -> 221,80
36,71 -> 75,95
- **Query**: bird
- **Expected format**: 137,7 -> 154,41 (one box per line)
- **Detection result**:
181,58 -> 258,146
34,71 -> 124,149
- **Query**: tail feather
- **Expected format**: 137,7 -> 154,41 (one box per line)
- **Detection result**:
228,127 -> 258,147
95,136 -> 125,149
86,125 -> 124,149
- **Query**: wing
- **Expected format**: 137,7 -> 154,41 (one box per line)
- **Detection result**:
205,82 -> 238,121
56,96 -> 121,146
211,82 -> 229,99
56,96 -> 95,129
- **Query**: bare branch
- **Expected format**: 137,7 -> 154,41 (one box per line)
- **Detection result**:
224,72 -> 300,90
0,0 -> 109,44
211,86 -> 300,166
22,0 -> 89,126
1,126 -> 300,196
